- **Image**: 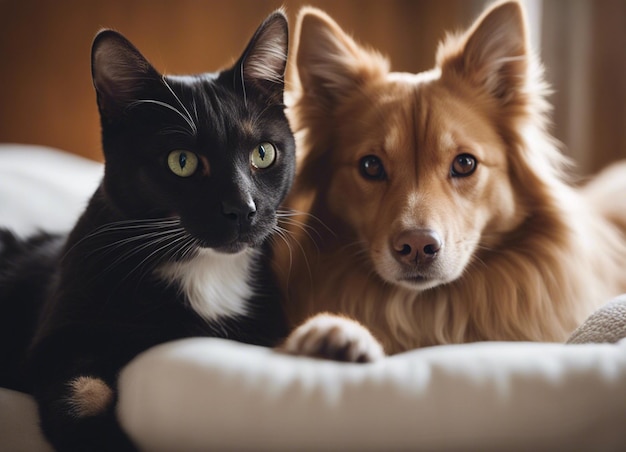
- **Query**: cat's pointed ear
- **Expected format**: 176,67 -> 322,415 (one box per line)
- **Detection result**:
438,1 -> 529,105
236,10 -> 288,103
293,7 -> 388,105
91,29 -> 161,115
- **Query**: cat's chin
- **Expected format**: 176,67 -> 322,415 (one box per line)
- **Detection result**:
196,232 -> 268,255
211,242 -> 250,255
200,237 -> 264,255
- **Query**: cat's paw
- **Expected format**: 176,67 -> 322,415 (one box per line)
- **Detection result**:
280,313 -> 385,363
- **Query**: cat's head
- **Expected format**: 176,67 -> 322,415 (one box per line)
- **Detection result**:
90,11 -> 294,253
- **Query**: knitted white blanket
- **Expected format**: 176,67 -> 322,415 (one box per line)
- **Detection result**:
567,294 -> 626,344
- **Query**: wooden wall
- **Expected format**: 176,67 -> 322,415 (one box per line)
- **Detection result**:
541,0 -> 626,175
0,0 -> 624,175
0,0 -> 474,162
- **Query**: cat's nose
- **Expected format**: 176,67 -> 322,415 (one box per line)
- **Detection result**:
221,198 -> 257,225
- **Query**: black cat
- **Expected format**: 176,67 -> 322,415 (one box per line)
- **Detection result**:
0,10 -> 294,451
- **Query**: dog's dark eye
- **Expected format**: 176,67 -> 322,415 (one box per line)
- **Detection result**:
451,154 -> 477,177
360,155 -> 386,180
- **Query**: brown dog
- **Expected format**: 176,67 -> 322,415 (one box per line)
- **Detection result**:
277,0 -> 626,359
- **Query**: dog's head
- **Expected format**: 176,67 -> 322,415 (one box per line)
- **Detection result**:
291,1 -> 553,291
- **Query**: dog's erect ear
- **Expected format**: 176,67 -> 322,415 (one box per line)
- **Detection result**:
438,1 -> 529,105
293,7 -> 388,106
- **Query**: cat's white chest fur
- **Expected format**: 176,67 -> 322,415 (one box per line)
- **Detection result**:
156,248 -> 256,322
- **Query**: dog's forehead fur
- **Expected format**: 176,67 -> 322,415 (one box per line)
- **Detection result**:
332,70 -> 508,176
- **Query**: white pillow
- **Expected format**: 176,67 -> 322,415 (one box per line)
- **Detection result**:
118,337 -> 626,451
0,144 -> 102,235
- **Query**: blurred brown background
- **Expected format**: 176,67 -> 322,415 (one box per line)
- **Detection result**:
0,0 -> 624,175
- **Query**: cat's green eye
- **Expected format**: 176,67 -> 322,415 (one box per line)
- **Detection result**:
167,150 -> 198,177
250,142 -> 276,170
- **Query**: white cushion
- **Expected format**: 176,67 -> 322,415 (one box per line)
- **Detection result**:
118,338 -> 626,451
0,143 -> 102,236
0,388 -> 53,452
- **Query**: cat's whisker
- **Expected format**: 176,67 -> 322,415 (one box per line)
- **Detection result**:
191,97 -> 200,127
66,227 -> 130,261
127,231 -> 192,283
179,238 -> 200,262
278,218 -> 323,245
269,227 -> 294,292
63,218 -> 181,261
161,77 -> 198,135
172,235 -> 199,262
277,212 -> 322,236
97,230 -> 190,298
277,213 -> 324,255
98,238 -> 167,277
91,217 -> 177,232
278,208 -> 336,238
78,218 -> 179,238
129,99 -> 196,137
97,229 -> 188,279
273,224 -> 314,286
160,233 -> 193,261
238,63 -> 248,107
159,125 -> 194,137
271,226 -> 293,266
85,228 -> 184,258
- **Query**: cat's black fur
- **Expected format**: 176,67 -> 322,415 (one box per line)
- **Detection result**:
0,11 -> 294,451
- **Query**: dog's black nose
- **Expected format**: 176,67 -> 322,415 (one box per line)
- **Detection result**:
393,229 -> 442,265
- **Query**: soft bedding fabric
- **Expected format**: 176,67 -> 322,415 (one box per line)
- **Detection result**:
118,337 -> 626,452
1,145 -> 625,451
0,388 -> 53,452
0,144 -> 102,236
568,294 -> 626,344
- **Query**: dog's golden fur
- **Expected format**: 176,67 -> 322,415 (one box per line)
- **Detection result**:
275,1 -> 626,355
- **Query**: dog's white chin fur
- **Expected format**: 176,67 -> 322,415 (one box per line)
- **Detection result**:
374,259 -> 451,292
372,246 -> 472,293
392,278 -> 446,292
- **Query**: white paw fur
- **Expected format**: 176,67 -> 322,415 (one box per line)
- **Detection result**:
281,313 -> 385,363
